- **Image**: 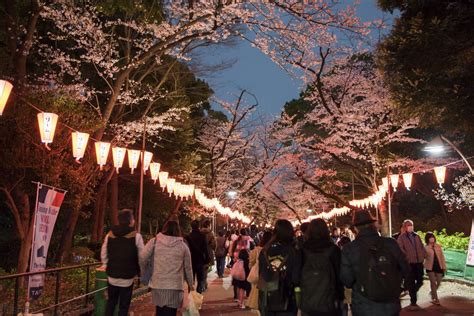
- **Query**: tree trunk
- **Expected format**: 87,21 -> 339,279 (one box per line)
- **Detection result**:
97,186 -> 108,241
109,172 -> 119,226
378,200 -> 390,237
91,190 -> 104,244
56,206 -> 80,263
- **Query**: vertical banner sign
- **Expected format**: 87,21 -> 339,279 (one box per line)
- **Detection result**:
29,184 -> 65,300
466,219 -> 474,266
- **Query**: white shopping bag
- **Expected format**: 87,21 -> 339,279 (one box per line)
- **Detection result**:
182,291 -> 203,316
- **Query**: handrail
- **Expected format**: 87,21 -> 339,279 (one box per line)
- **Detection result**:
0,262 -> 101,280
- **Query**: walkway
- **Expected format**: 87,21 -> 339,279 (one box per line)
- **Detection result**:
130,270 -> 474,315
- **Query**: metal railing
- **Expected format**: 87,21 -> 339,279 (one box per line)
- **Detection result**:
0,262 -> 102,316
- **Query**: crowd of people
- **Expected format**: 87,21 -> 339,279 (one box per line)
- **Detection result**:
100,208 -> 447,316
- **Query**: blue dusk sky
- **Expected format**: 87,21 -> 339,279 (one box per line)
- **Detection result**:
196,1 -> 394,118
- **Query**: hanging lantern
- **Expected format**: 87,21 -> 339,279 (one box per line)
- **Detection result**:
127,149 -> 140,174
390,174 -> 400,191
37,112 -> 59,148
112,147 -> 126,173
158,172 -> 169,189
402,173 -> 413,190
149,162 -> 160,183
166,178 -> 176,196
382,177 -> 389,190
142,151 -> 153,173
0,80 -> 13,115
434,166 -> 447,187
95,142 -> 110,170
71,132 -> 89,162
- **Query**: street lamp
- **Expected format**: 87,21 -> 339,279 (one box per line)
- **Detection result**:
306,209 -> 313,213
424,135 -> 473,174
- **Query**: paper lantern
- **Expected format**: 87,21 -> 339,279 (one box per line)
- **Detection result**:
434,166 -> 447,186
142,151 -> 153,173
127,149 -> 140,174
390,174 -> 400,191
0,80 -> 13,115
149,162 -> 160,183
166,178 -> 176,195
37,112 -> 59,146
95,142 -> 110,170
158,172 -> 168,189
382,177 -> 389,190
402,173 -> 413,190
112,147 -> 126,173
71,132 -> 89,161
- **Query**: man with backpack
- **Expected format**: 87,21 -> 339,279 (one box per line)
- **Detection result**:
101,209 -> 144,316
340,210 -> 409,316
186,220 -> 210,293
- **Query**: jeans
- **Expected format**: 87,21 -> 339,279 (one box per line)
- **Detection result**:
193,265 -> 207,293
407,263 -> 424,305
427,271 -> 443,300
105,283 -> 133,316
216,256 -> 226,277
156,305 -> 177,316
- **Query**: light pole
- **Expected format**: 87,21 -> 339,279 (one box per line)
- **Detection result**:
423,135 -> 473,174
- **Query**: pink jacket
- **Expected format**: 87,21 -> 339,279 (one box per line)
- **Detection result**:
424,243 -> 447,271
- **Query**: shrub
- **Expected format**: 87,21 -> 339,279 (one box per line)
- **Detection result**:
418,229 -> 470,252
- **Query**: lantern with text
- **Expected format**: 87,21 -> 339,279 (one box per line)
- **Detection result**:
158,172 -> 168,189
149,162 -> 160,183
37,112 -> 58,149
127,149 -> 140,174
142,151 -> 153,173
382,177 -> 389,191
390,174 -> 400,191
166,178 -> 176,196
95,142 -> 110,170
112,147 -> 126,173
434,166 -> 447,187
402,173 -> 413,190
0,80 -> 13,115
71,132 -> 89,162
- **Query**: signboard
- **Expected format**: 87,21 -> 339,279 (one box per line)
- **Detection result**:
466,219 -> 474,266
28,184 -> 65,300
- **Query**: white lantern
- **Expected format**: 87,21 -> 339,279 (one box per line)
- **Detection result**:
390,174 -> 400,191
112,147 -> 126,173
434,166 -> 447,186
149,162 -> 160,183
382,177 -> 389,190
402,173 -> 413,190
127,149 -> 140,174
166,178 -> 176,195
37,112 -> 59,146
71,132 -> 89,162
142,151 -> 153,173
158,172 -> 168,189
95,142 -> 110,170
0,80 -> 13,115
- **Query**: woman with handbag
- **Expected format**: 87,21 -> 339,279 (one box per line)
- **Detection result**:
247,231 -> 273,312
424,232 -> 447,305
231,249 -> 251,309
140,221 -> 194,316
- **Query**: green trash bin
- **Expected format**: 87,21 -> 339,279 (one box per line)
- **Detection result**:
95,266 -> 108,316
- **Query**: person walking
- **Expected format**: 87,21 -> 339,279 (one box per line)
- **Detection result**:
140,220 -> 193,316
424,232 -> 447,305
215,230 -> 227,278
101,209 -> 144,316
340,210 -> 409,316
201,219 -> 216,290
230,228 -> 253,300
259,219 -> 301,316
296,222 -> 309,250
330,227 -> 341,244
248,230 -> 273,312
231,249 -> 252,309
186,220 -> 210,293
397,219 -> 426,310
300,219 -> 344,316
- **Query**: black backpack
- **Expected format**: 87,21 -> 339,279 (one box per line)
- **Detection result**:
301,247 -> 337,313
358,237 -> 402,302
262,251 -> 291,312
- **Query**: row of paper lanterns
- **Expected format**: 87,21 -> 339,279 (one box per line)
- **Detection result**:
0,80 -> 251,223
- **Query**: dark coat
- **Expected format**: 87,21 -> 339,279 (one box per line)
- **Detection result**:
340,227 -> 409,316
186,228 -> 210,268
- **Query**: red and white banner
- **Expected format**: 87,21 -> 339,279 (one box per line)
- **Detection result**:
28,184 -> 65,300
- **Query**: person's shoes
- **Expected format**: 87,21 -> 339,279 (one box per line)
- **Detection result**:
400,290 -> 409,298
240,304 -> 246,310
431,299 -> 440,305
406,304 -> 421,311
233,298 -> 239,302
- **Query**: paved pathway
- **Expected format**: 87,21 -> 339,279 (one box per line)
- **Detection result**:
131,269 -> 474,315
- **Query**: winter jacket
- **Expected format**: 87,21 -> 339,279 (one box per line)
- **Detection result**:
340,227 -> 409,316
201,227 -> 217,264
397,231 -> 426,264
140,233 -> 193,291
186,228 -> 210,268
424,243 -> 447,271
215,236 -> 227,258
104,225 -> 141,279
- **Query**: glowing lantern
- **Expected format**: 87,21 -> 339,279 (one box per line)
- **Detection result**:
127,149 -> 140,174
37,112 -> 59,147
112,147 -> 126,173
434,166 -> 447,187
149,162 -> 160,183
0,80 -> 13,115
390,174 -> 400,191
382,177 -> 389,190
166,178 -> 176,196
142,151 -> 153,173
402,173 -> 413,190
71,132 -> 89,162
95,142 -> 110,170
158,172 -> 168,189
